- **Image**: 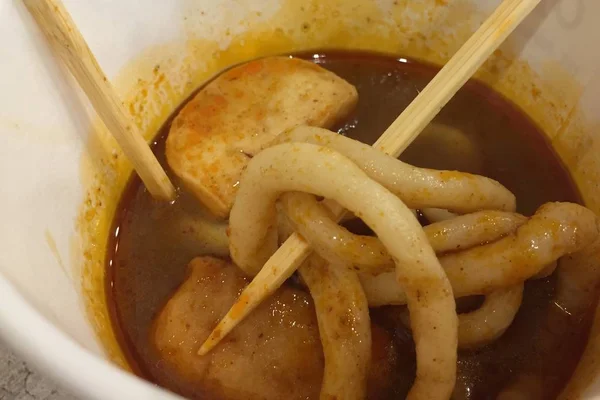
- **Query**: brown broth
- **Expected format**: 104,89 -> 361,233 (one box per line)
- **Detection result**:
106,51 -> 591,399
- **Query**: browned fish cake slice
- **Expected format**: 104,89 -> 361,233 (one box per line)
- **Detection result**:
151,256 -> 399,400
166,56 -> 358,218
151,256 -> 325,400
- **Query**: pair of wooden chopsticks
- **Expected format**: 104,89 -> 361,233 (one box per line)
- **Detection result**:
23,0 -> 541,356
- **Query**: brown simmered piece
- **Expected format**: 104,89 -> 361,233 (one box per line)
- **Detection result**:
166,57 -> 358,218
151,256 -> 323,400
151,256 -> 397,400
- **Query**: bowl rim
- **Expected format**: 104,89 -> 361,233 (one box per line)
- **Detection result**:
0,275 -> 182,400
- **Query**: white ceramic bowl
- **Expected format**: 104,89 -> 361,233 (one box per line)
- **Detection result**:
1,0 -> 600,398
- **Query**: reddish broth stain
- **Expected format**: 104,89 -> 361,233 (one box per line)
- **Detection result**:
106,51 -> 591,400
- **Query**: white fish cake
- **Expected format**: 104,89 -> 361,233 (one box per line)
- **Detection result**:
166,56 -> 358,218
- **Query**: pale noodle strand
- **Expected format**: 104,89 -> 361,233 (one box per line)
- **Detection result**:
422,207 -> 555,277
457,284 -> 523,349
425,210 -> 526,253
361,202 -> 599,305
361,272 -> 409,306
422,207 -> 524,350
299,256 -> 371,400
442,202 -> 598,297
396,284 -> 523,350
422,208 -> 458,222
281,192 -> 526,274
269,126 -> 516,213
229,142 -> 457,400
280,192 -> 389,274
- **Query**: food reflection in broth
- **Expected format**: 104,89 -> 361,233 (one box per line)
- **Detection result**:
106,51 -> 597,399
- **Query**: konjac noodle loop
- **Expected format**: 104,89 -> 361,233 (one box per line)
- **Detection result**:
299,256 -> 371,400
229,141 -> 458,399
268,126 -> 516,214
281,185 -> 527,274
360,202 -> 597,304
106,52 -> 600,400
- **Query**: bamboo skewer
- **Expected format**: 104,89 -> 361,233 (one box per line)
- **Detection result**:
23,0 -> 176,201
199,0 -> 542,356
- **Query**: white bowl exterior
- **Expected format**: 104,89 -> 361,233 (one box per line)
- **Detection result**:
0,0 -> 599,398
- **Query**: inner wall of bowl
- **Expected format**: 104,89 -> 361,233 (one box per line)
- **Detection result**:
3,0 -> 600,398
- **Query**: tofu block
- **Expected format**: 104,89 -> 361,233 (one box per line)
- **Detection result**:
166,57 -> 358,218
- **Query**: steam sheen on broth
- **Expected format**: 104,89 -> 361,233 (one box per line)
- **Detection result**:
106,51 -> 597,399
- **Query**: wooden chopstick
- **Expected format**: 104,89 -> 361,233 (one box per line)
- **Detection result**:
375,0 -> 541,157
199,0 -> 541,356
23,0 -> 176,201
